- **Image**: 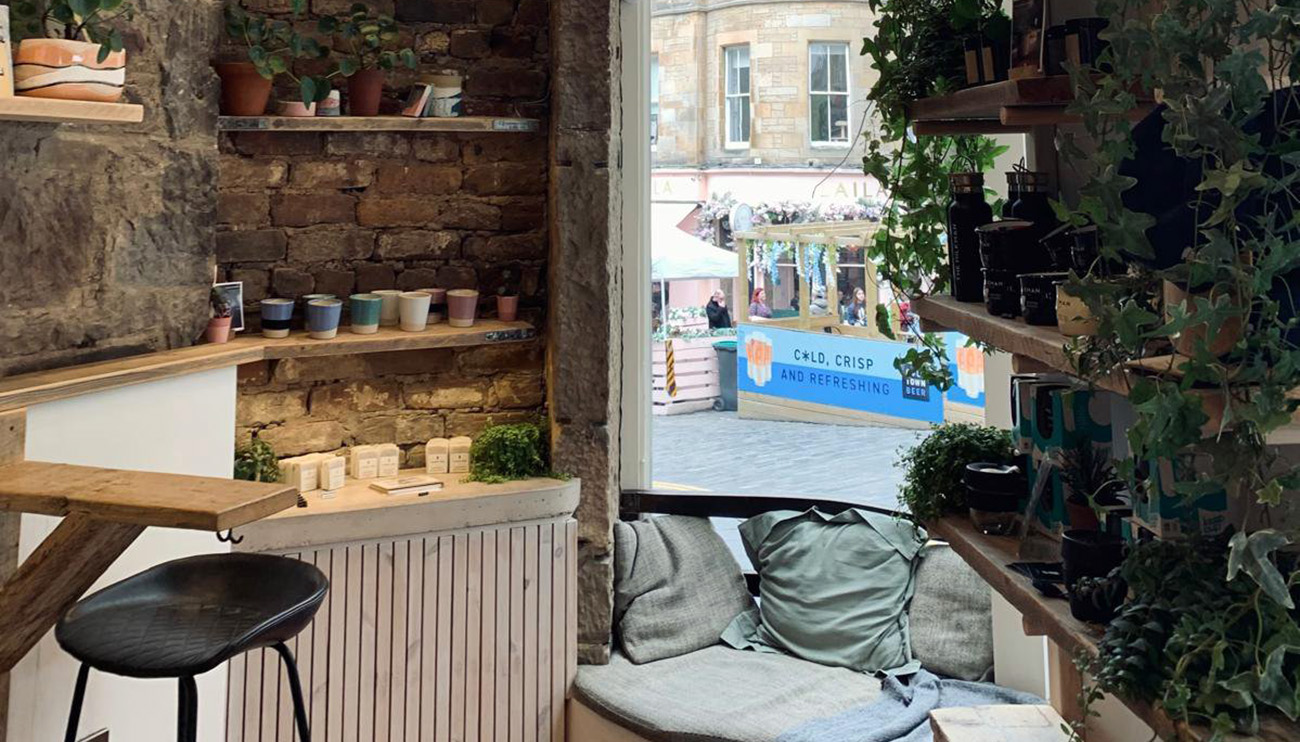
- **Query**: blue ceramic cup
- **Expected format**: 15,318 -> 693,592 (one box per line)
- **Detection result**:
306,298 -> 343,340
350,293 -> 382,335
260,298 -> 294,339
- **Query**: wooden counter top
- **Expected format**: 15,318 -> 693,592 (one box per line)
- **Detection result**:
0,460 -> 297,531
235,472 -> 581,552
0,320 -> 536,414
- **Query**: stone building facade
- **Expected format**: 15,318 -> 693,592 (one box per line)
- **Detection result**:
651,0 -> 876,169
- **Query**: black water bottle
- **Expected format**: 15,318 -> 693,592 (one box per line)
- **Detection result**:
1005,170 -> 1058,272
947,172 -> 994,302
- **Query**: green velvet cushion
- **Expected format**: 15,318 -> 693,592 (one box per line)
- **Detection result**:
722,508 -> 926,674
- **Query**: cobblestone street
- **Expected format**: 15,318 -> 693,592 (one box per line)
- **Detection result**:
653,409 -> 929,505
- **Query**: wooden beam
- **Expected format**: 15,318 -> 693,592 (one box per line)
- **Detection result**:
0,409 -> 18,742
217,115 -> 539,133
0,514 -> 143,673
0,97 -> 143,125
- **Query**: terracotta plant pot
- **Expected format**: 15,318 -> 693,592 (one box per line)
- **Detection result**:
1163,280 -> 1244,358
275,99 -> 317,117
1056,284 -> 1098,336
348,69 -> 386,116
14,39 -> 125,103
497,295 -> 519,322
205,317 -> 233,344
216,61 -> 272,116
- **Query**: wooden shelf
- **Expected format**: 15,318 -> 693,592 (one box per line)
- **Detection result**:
236,470 -> 581,551
0,320 -> 536,414
0,460 -> 296,530
0,97 -> 144,125
907,75 -> 1153,135
217,115 -> 540,133
931,515 -> 1293,742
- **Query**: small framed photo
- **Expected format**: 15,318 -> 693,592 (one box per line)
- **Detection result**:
214,281 -> 246,332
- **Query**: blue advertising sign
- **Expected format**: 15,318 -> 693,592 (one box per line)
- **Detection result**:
738,324 -> 944,423
945,332 -> 986,408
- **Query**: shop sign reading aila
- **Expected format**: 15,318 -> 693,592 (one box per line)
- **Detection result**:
738,324 -> 944,423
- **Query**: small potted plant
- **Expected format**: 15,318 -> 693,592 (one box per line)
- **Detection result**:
1057,442 -> 1123,531
897,423 -> 1017,523
206,286 -> 234,344
496,270 -> 520,322
9,0 -> 132,103
1068,571 -> 1127,624
233,438 -> 281,483
219,0 -> 333,116
322,3 -> 417,116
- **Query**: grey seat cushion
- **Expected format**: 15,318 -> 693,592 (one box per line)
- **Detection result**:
908,543 -> 994,681
614,516 -> 755,663
574,646 -> 882,742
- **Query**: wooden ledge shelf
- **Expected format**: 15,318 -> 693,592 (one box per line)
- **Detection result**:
217,115 -> 540,133
907,75 -> 1153,135
0,320 -> 536,414
236,471 -> 581,552
0,460 -> 297,531
0,97 -> 144,125
931,516 -> 1294,742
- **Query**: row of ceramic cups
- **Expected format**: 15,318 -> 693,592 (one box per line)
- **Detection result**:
260,288 -> 490,340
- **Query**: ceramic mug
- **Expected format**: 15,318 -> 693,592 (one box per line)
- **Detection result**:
419,287 -> 447,324
350,293 -> 382,335
260,298 -> 294,339
447,289 -> 479,328
399,291 -> 432,332
298,293 -> 336,329
373,289 -> 402,326
306,298 -> 343,339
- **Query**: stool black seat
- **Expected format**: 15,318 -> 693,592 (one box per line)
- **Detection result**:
56,553 -> 328,742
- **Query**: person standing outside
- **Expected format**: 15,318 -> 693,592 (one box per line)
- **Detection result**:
749,287 -> 772,319
706,289 -> 733,329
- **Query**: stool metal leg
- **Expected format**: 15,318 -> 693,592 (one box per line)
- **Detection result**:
64,663 -> 90,742
274,642 -> 311,742
178,676 -> 198,742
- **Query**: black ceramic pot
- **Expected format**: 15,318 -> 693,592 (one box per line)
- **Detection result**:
1061,529 -> 1125,587
965,463 -> 1024,535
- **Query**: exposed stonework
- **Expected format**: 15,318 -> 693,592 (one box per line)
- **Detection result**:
0,0 -> 221,377
548,0 -> 622,664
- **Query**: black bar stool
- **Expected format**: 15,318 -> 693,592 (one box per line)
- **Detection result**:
56,553 -> 328,742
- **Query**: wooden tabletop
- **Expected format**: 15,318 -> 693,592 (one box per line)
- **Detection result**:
0,461 -> 298,531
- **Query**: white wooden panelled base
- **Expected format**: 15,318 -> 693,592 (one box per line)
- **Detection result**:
227,518 -> 577,742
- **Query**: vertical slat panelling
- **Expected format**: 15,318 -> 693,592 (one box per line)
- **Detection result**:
359,543 -> 379,742
536,527 -> 552,742
480,529 -> 498,742
232,516 -> 579,742
406,539 -> 424,742
311,549 -> 333,739
549,526 -> 566,742
509,527 -> 525,742
565,520 -> 577,690
435,535 -> 453,742
294,551 -> 317,742
465,531 -> 483,742
376,542 -> 394,742
228,647 -> 246,742
327,548 -> 347,741
450,533 -> 469,741
522,526 -> 539,742
343,546 -> 363,742
391,540 -> 410,741
420,537 -> 440,742
495,529 -> 510,741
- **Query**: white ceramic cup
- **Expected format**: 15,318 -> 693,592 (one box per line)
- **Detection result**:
373,289 -> 402,326
399,291 -> 432,332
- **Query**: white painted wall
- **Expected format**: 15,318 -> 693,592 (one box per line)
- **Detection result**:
10,367 -> 236,742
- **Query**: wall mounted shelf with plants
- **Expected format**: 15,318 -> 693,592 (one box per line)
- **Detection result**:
216,115 -> 539,133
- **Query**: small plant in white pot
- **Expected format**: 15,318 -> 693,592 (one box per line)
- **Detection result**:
496,270 -> 519,322
10,0 -> 134,102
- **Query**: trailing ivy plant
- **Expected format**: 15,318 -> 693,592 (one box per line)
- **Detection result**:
860,0 -> 1009,389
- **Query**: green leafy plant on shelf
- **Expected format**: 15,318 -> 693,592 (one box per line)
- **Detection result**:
467,422 -> 566,484
897,422 -> 1014,521
234,438 -> 281,483
223,0 -> 336,105
10,0 -> 134,62
859,0 -> 1009,389
319,3 -> 417,77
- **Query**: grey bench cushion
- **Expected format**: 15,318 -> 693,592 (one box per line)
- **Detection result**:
909,543 -> 993,681
574,646 -> 882,742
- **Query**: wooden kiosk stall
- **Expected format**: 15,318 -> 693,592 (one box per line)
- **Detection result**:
731,220 -> 971,428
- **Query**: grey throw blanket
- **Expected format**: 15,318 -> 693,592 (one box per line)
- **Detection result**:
777,670 -> 1044,742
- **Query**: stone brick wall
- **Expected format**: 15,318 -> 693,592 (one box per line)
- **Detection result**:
0,0 -> 221,377
217,0 -> 552,466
